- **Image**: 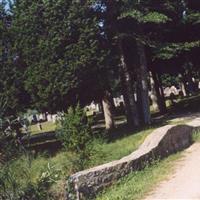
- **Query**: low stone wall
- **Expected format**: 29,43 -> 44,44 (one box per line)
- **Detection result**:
67,124 -> 194,199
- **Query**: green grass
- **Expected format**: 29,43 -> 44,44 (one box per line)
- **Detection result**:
9,116 -> 191,197
0,151 -> 74,198
96,153 -> 182,200
167,118 -> 191,125
192,130 -> 200,142
7,127 -> 198,199
29,121 -> 57,135
5,92 -> 200,198
2,127 -> 154,198
90,128 -> 153,166
34,128 -> 154,175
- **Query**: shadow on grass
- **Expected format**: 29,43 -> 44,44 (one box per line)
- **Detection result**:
94,120 -> 168,144
168,94 -> 200,115
27,93 -> 200,154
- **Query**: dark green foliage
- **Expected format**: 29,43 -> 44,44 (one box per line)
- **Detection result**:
161,74 -> 180,87
0,0 -> 31,116
57,104 -> 92,152
154,41 -> 200,60
11,0 -> 111,112
1,0 -> 199,116
116,0 -> 200,76
0,97 -> 20,164
57,104 -> 93,170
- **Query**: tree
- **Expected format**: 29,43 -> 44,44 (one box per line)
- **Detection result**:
103,0 -> 172,124
150,0 -> 200,100
3,0 -> 200,130
0,0 -> 30,116
11,0 -> 116,129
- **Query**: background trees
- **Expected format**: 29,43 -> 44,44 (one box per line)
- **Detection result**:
1,0 -> 200,129
1,0 -> 30,116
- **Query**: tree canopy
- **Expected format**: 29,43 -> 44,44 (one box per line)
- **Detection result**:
1,0 -> 199,126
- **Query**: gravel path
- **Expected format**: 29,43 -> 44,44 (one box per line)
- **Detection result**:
145,143 -> 200,200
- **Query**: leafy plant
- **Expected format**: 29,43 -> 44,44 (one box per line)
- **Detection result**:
0,161 -> 61,200
22,163 -> 61,200
57,104 -> 93,170
161,74 -> 180,88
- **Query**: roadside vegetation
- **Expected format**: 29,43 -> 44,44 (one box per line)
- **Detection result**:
0,128 -> 152,199
1,95 -> 200,199
0,105 -> 154,199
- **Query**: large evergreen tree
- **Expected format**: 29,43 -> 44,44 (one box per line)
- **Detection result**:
0,0 -> 30,116
11,0 -> 117,129
1,0 -> 200,129
12,1 -> 107,110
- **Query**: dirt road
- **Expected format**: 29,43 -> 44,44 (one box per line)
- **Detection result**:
145,143 -> 200,200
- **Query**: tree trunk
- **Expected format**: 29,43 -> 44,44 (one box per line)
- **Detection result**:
149,72 -> 159,112
120,67 -> 136,125
178,73 -> 187,97
136,41 -> 151,125
119,41 -> 139,127
152,70 -> 167,114
102,90 -> 115,130
180,82 -> 187,97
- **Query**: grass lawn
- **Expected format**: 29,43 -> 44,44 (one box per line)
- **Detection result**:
4,115 -> 200,198
2,127 -> 154,198
90,128 -> 153,166
193,130 -> 200,142
29,121 -> 57,135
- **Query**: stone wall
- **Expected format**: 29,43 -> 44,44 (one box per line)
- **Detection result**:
67,124 -> 194,200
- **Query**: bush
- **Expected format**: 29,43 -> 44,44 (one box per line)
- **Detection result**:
56,104 -> 93,170
0,98 -> 22,164
21,163 -> 61,200
0,160 -> 61,200
57,104 -> 93,152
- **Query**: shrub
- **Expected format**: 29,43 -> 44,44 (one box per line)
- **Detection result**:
21,163 -> 61,200
0,160 -> 61,200
0,98 -> 21,164
56,104 -> 93,170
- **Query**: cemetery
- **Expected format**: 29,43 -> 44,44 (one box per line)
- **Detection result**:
1,1 -> 200,200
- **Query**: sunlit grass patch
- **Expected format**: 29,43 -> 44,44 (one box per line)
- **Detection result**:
29,121 -> 57,135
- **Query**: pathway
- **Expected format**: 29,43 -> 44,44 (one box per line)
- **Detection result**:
145,142 -> 200,200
